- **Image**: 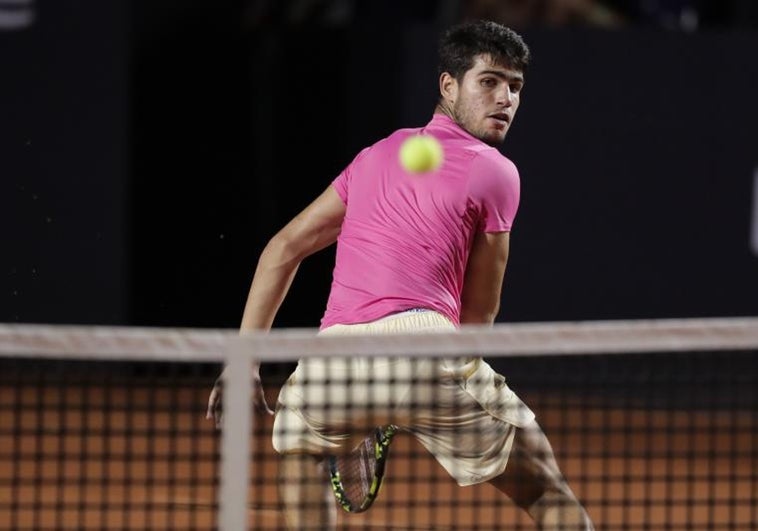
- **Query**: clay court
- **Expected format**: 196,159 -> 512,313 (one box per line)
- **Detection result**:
2,373 -> 755,530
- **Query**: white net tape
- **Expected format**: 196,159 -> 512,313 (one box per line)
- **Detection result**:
1,316 -> 757,361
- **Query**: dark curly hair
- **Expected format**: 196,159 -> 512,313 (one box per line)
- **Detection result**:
438,20 -> 531,81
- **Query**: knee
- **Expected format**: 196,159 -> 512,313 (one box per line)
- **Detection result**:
525,480 -> 572,509
489,425 -> 573,510
527,488 -> 594,531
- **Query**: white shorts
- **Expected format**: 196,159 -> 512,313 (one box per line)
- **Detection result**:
271,310 -> 536,486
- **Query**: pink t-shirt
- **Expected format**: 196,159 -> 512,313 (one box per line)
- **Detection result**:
321,113 -> 520,329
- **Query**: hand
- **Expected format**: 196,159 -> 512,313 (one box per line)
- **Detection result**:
206,365 -> 274,428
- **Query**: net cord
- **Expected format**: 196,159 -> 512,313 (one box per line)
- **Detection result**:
0,317 -> 757,362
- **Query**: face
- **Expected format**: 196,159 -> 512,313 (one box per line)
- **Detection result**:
441,54 -> 524,146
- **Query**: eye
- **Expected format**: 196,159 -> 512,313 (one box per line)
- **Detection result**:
480,78 -> 497,88
510,83 -> 523,94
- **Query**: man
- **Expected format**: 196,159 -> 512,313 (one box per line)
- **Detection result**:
208,20 -> 593,530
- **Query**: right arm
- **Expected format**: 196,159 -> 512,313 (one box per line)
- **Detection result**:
207,185 -> 347,424
239,185 -> 347,331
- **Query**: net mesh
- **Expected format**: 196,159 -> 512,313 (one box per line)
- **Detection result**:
0,358 -> 221,530
1,319 -> 756,530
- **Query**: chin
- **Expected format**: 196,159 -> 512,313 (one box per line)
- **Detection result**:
482,132 -> 507,146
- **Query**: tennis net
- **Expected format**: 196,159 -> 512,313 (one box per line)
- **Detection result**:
0,318 -> 756,530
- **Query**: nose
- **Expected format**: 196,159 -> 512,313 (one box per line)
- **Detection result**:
497,84 -> 514,107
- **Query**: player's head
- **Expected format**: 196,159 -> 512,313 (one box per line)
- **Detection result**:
437,20 -> 530,146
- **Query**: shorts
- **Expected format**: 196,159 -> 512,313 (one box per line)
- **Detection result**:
271,309 -> 536,486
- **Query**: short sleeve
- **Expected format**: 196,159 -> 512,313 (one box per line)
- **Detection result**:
468,153 -> 521,232
331,146 -> 372,205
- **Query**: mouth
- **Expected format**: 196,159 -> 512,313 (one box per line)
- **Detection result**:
488,113 -> 510,127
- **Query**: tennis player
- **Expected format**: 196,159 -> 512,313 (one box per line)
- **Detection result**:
208,19 -> 593,530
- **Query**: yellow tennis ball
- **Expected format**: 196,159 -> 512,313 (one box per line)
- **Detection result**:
399,135 -> 443,173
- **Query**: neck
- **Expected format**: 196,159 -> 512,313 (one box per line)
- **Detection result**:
435,102 -> 454,120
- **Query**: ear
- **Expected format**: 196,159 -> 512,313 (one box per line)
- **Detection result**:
439,72 -> 458,104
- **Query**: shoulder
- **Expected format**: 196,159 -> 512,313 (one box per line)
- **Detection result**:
466,149 -> 522,231
471,148 -> 519,177
351,127 -> 420,165
378,127 -> 420,150
467,149 -> 520,194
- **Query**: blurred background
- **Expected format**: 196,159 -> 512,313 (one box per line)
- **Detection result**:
2,0 -> 758,328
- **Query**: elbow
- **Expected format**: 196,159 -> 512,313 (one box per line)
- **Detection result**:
259,233 -> 302,271
264,223 -> 329,265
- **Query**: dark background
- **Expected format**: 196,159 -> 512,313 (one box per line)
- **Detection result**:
2,0 -> 757,329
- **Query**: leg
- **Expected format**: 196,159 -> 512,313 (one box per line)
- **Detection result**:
279,452 -> 336,530
488,420 -> 594,530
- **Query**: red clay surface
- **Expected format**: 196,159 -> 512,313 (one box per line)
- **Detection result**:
2,385 -> 755,529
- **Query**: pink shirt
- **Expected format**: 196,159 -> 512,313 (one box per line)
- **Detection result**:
321,114 -> 521,329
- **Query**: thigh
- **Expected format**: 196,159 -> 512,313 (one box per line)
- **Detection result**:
401,375 -> 519,486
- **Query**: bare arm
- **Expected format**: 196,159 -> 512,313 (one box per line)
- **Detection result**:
207,185 -> 346,424
459,231 -> 510,325
240,185 -> 346,331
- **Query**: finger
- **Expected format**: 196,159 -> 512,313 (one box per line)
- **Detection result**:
255,400 -> 274,416
206,391 -> 215,419
261,397 -> 274,416
254,388 -> 274,416
206,388 -> 220,420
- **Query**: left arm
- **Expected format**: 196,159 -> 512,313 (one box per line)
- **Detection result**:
459,231 -> 510,325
